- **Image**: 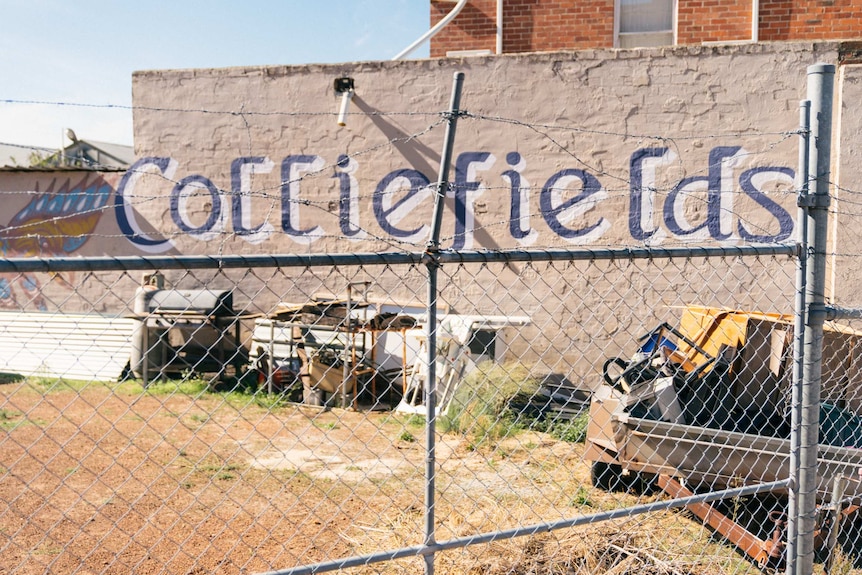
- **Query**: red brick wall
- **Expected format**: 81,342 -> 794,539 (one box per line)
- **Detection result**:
429,0 -> 862,55
760,0 -> 862,41
429,0 -> 614,57
677,0 -> 753,44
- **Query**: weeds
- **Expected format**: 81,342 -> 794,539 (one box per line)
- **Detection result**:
30,377 -> 92,393
188,413 -> 209,426
0,408 -> 22,430
540,411 -> 590,443
570,485 -> 594,507
440,361 -> 569,448
381,413 -> 425,427
143,377 -> 210,397
0,408 -> 44,430
0,372 -> 24,384
196,462 -> 242,481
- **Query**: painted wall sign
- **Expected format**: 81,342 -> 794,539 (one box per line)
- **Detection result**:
116,146 -> 796,253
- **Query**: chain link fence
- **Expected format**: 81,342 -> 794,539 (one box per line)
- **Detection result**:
9,244 -> 860,575
1,61 -> 857,575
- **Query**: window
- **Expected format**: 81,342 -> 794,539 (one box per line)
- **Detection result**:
467,329 -> 496,360
616,0 -> 675,48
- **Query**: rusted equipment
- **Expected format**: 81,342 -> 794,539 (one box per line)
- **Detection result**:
656,475 -> 783,569
587,307 -> 862,497
587,306 -> 862,566
655,474 -> 862,571
130,288 -> 252,383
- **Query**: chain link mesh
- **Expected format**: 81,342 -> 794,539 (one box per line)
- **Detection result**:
4,248 -> 861,574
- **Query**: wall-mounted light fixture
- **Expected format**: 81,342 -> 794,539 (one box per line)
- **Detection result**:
334,77 -> 355,127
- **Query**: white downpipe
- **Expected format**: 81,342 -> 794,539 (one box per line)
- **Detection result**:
752,0 -> 759,41
392,0 -> 469,60
496,0 -> 503,54
337,90 -> 354,126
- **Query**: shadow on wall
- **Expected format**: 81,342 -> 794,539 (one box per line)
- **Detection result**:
350,94 -> 519,258
431,2 -> 501,55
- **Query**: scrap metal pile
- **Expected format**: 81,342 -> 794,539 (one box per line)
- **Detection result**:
586,306 -> 862,570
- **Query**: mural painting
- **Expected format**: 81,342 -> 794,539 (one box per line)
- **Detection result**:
0,174 -> 113,310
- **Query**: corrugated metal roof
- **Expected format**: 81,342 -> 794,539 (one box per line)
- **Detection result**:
0,142 -> 55,168
0,139 -> 134,170
78,139 -> 135,167
0,311 -> 135,381
0,165 -> 127,173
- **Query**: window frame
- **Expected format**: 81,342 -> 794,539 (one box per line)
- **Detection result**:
614,0 -> 678,49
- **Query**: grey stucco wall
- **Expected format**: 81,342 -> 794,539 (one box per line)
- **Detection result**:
130,42 -> 843,254
833,63 -> 862,306
125,42 -> 862,359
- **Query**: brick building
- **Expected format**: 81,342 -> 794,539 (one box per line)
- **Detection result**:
430,0 -> 862,55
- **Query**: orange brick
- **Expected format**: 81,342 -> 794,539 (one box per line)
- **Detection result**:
430,0 -> 862,53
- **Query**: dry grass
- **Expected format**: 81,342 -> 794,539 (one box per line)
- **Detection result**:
1,377 -> 850,574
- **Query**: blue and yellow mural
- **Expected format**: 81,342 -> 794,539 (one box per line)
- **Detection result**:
0,174 -> 112,310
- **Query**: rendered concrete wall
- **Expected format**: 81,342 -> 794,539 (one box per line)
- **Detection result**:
0,40 -> 835,337
129,42 -> 839,258
832,62 -> 862,306
124,42 -> 862,367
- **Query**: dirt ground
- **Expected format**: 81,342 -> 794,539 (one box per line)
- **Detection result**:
0,379 -> 761,575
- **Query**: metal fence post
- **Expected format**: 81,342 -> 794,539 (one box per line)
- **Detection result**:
793,63 -> 834,575
786,98 -> 810,575
424,70 -> 465,575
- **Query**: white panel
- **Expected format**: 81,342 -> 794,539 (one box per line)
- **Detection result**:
0,311 -> 135,381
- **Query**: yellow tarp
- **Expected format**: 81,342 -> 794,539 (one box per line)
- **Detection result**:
677,306 -> 793,367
